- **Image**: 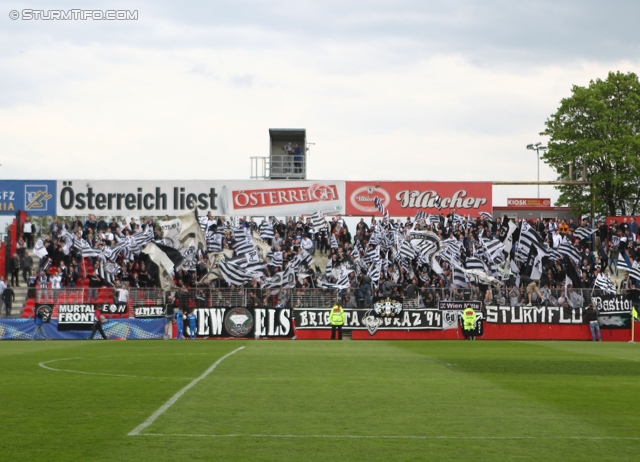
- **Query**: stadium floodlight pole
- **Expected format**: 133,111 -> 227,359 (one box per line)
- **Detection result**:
526,143 -> 548,198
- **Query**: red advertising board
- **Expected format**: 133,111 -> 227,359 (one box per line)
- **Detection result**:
507,198 -> 551,207
605,216 -> 639,227
345,181 -> 492,216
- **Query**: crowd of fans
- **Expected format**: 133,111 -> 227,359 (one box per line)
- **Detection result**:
9,211 -> 640,310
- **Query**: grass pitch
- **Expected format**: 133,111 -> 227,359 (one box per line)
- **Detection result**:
1,339 -> 639,461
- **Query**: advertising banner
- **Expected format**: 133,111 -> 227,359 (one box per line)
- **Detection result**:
0,318 -> 165,340
188,307 -> 294,338
0,180 -> 57,215
56,180 -> 345,217
507,198 -> 551,207
345,181 -> 492,216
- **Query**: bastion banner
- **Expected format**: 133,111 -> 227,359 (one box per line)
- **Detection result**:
55,180 -> 345,216
345,181 -> 492,216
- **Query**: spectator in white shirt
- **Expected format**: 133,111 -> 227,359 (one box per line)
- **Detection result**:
301,235 -> 314,254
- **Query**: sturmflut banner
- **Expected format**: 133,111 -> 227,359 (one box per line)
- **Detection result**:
485,305 -> 584,324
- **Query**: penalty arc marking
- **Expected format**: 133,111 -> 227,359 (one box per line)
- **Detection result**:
128,346 -> 245,436
39,357 -> 196,380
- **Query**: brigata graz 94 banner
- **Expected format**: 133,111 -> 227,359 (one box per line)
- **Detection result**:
55,180 -> 345,216
346,181 -> 492,216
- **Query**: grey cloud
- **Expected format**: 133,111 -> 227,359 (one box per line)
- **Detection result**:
3,0 -> 639,68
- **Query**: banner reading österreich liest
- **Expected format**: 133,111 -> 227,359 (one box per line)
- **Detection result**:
56,180 -> 345,216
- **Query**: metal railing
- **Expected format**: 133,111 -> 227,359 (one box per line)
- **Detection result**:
268,154 -> 306,180
29,287 -> 623,311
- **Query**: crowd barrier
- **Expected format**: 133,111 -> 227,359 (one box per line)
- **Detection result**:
23,286 -> 626,315
6,287 -> 635,342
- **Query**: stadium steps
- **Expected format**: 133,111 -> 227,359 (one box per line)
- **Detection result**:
6,286 -> 29,319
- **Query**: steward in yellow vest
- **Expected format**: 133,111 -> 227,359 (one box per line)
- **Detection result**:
461,306 -> 477,340
330,304 -> 345,340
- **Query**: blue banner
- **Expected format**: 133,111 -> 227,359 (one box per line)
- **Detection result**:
0,180 -> 57,215
0,318 -> 165,340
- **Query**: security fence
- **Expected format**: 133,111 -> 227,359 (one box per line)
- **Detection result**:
30,286 -> 616,312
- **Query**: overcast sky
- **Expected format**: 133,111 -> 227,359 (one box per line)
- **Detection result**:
2,0 -> 639,206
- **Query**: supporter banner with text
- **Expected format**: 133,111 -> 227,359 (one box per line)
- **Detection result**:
56,180 -> 345,217
485,305 -> 583,324
590,294 -> 633,329
188,307 -> 294,338
52,303 -> 127,331
346,181 -> 492,216
293,308 -> 443,334
133,305 -> 167,318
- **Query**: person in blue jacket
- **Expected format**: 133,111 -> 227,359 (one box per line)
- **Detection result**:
32,306 -> 48,340
187,309 -> 197,340
174,307 -> 184,340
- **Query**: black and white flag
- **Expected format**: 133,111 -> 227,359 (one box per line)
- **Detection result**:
558,242 -> 581,264
232,228 -> 254,255
479,211 -> 493,222
433,195 -> 442,210
373,197 -> 385,215
259,221 -> 275,240
594,273 -> 617,295
218,257 -> 254,286
310,211 -> 326,229
573,227 -> 596,241
268,251 -> 283,267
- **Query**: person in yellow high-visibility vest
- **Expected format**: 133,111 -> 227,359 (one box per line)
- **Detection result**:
461,306 -> 477,340
329,304 -> 345,340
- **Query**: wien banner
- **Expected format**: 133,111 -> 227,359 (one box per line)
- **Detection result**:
56,180 -> 345,216
187,307 -> 294,338
346,181 -> 492,216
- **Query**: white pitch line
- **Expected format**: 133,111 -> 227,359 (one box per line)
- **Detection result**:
135,433 -> 640,440
39,358 -> 195,380
128,346 -> 245,436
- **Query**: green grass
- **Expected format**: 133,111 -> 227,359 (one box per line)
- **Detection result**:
1,340 -> 639,461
